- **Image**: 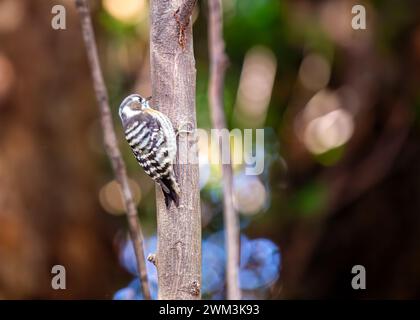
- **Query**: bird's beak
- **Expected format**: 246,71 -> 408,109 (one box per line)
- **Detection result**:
145,96 -> 152,102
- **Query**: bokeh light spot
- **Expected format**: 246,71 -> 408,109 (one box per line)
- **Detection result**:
235,46 -> 277,127
0,0 -> 25,33
233,174 -> 267,215
103,0 -> 147,24
298,53 -> 331,91
99,179 -> 141,215
303,109 -> 354,155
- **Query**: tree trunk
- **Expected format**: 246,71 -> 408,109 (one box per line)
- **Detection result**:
150,0 -> 201,300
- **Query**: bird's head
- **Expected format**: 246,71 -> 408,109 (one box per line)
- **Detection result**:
119,94 -> 151,121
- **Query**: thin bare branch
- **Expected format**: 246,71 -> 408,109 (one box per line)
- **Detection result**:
208,0 -> 241,300
74,0 -> 151,300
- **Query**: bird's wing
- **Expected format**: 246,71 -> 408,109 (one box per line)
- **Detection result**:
123,112 -> 172,181
143,108 -> 177,162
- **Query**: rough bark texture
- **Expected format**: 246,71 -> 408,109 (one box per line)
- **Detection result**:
150,0 -> 201,300
75,0 -> 151,299
208,0 -> 241,299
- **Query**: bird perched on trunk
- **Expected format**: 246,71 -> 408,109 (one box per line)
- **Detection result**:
119,94 -> 180,208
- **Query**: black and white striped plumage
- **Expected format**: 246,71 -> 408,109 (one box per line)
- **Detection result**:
119,94 -> 180,208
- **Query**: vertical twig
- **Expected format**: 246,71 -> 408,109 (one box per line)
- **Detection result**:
208,0 -> 241,300
150,0 -> 201,299
75,0 -> 151,300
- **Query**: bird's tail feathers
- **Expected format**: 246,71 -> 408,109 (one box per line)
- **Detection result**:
159,176 -> 180,209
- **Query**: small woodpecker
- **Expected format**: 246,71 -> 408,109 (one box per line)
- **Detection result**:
119,94 -> 180,209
